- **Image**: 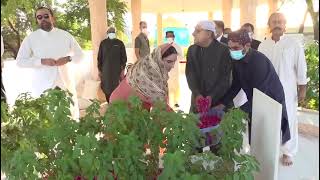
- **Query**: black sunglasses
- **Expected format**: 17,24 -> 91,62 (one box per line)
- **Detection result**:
36,14 -> 50,20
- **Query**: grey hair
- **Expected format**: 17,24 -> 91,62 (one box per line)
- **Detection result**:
107,27 -> 116,33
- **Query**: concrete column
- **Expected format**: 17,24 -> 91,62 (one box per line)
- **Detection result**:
157,13 -> 163,45
268,0 -> 278,16
240,0 -> 257,27
131,0 -> 141,46
222,0 -> 233,28
88,0 -> 107,101
208,11 -> 213,20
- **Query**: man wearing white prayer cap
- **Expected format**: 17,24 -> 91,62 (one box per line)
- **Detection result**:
185,20 -> 233,115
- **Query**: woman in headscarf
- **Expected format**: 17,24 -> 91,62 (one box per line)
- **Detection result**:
110,43 -> 178,110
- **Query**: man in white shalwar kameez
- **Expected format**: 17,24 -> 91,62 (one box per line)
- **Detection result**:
258,12 -> 308,166
166,31 -> 183,108
16,7 -> 84,120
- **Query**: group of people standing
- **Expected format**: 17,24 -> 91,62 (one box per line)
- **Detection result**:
100,12 -> 307,167
1,6 -> 307,167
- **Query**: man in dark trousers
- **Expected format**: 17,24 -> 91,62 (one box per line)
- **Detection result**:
134,21 -> 150,60
214,29 -> 291,145
98,27 -> 127,103
186,20 -> 233,113
241,23 -> 261,50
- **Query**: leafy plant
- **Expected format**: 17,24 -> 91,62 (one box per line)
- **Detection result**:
1,89 -> 259,179
304,41 -> 319,110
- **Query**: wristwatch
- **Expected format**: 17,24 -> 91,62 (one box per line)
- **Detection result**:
67,56 -> 72,62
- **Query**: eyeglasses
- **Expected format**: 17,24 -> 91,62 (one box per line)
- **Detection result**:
36,14 -> 50,20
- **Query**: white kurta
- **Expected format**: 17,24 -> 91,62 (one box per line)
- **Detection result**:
16,28 -> 84,119
258,35 -> 308,157
168,42 -> 183,107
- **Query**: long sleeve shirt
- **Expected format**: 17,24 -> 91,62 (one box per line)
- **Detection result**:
97,38 -> 127,95
258,35 -> 308,102
186,40 -> 233,112
16,28 -> 84,97
221,49 -> 290,144
258,35 -> 307,147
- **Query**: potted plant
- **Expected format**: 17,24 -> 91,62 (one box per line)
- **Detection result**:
1,89 -> 259,179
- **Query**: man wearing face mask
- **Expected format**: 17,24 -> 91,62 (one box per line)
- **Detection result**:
213,20 -> 228,44
165,31 -> 183,107
214,29 -> 291,148
258,12 -> 308,166
241,23 -> 261,50
223,28 -> 232,38
16,6 -> 84,120
165,31 -> 183,56
97,27 -> 127,103
134,21 -> 150,60
232,22 -> 262,109
186,20 -> 233,113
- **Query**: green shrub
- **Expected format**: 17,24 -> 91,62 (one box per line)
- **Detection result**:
304,41 -> 319,110
1,89 -> 259,179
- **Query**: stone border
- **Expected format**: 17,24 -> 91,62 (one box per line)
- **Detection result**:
298,123 -> 319,138
297,107 -> 319,114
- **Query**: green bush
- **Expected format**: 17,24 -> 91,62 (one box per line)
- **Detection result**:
304,41 -> 319,110
1,89 -> 259,179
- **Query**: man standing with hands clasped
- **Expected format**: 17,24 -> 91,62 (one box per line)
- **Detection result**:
98,27 -> 127,103
16,6 -> 84,119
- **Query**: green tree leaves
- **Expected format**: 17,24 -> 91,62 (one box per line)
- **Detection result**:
304,41 -> 319,110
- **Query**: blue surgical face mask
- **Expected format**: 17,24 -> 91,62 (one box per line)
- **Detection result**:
108,33 -> 116,39
230,49 -> 246,60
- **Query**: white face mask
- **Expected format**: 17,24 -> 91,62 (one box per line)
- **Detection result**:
142,28 -> 148,35
108,33 -> 116,39
167,37 -> 174,43
248,32 -> 254,39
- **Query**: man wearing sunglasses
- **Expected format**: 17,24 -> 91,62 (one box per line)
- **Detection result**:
16,6 -> 84,120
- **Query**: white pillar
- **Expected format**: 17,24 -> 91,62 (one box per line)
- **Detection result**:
88,0 -> 108,101
157,13 -> 163,45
